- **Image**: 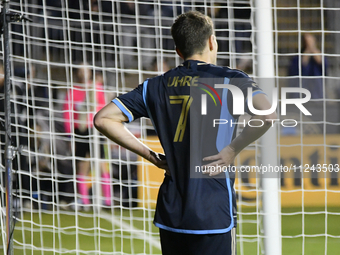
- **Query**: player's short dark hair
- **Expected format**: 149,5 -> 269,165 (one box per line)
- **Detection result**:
171,11 -> 214,60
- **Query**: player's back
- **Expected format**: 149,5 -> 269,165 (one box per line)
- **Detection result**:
114,59 -> 259,233
143,60 -> 255,233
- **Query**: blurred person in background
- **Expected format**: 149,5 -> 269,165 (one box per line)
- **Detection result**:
110,120 -> 140,208
288,33 -> 328,99
116,1 -> 156,70
63,63 -> 111,208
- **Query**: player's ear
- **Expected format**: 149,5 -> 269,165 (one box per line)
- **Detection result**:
209,34 -> 217,51
176,47 -> 184,59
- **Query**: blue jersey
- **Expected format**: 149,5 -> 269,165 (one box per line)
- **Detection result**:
113,60 -> 263,234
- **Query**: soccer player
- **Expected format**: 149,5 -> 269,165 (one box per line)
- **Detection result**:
94,11 -> 276,255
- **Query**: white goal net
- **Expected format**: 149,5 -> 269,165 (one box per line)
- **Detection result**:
0,0 -> 339,255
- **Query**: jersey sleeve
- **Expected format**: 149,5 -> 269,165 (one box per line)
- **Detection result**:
112,83 -> 148,122
230,70 -> 266,116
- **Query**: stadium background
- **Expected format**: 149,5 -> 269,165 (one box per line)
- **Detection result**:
0,0 -> 339,254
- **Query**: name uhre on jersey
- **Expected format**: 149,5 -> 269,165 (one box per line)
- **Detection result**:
167,76 -> 200,87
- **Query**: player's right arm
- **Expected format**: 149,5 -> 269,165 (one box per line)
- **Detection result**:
93,101 -> 169,172
202,93 -> 277,176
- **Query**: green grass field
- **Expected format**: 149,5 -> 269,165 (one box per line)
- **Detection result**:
238,207 -> 340,255
3,207 -> 340,255
11,208 -> 161,255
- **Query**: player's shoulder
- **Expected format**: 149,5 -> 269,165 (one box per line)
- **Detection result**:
143,63 -> 252,85
196,63 -> 252,80
220,66 -> 251,79
219,66 -> 258,87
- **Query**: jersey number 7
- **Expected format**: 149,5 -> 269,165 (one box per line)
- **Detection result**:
169,95 -> 193,142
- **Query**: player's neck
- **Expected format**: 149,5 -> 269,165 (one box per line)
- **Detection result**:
185,54 -> 216,65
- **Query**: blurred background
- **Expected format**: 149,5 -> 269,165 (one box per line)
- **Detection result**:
0,0 -> 339,254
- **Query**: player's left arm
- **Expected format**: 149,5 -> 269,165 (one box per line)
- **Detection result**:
93,102 -> 169,172
203,93 -> 277,176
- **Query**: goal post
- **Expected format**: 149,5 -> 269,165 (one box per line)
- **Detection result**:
2,0 -> 14,254
255,0 -> 281,255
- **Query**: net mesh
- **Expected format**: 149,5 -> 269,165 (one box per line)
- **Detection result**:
0,1 -> 339,254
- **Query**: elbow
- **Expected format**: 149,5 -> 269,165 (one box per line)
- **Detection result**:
93,113 -> 103,131
263,111 -> 278,126
266,111 -> 278,120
